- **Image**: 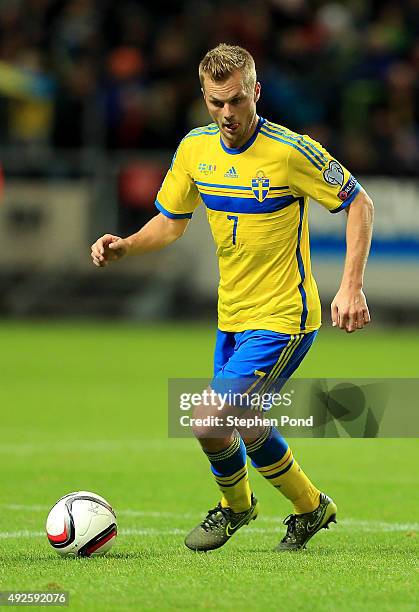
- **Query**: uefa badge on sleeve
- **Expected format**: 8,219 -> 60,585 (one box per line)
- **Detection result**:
323,160 -> 344,186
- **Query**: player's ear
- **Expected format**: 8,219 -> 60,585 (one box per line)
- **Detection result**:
200,75 -> 207,100
254,82 -> 261,103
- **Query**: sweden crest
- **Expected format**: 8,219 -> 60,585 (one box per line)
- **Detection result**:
252,170 -> 270,202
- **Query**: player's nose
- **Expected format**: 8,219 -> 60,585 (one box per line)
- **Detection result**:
223,104 -> 234,119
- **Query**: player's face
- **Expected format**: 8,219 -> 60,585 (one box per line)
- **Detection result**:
202,71 -> 261,149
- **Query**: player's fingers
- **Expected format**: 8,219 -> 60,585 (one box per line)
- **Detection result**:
331,302 -> 339,327
362,306 -> 371,325
91,247 -> 108,265
92,234 -> 117,256
91,248 -> 104,265
108,239 -> 123,250
99,236 -> 112,255
355,308 -> 364,330
92,240 -> 108,258
102,234 -> 120,248
346,309 -> 363,333
339,309 -> 348,330
355,311 -> 365,329
91,244 -> 100,258
346,310 -> 357,333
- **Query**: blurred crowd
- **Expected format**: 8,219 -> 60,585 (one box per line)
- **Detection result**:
0,0 -> 418,175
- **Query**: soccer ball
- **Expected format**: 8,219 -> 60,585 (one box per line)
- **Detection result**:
46,491 -> 117,557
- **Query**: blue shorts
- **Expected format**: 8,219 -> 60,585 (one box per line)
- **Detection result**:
212,329 -> 318,400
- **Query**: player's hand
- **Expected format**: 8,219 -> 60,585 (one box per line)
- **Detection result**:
91,234 -> 127,267
331,287 -> 370,333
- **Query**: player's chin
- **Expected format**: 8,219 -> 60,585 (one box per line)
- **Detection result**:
222,129 -> 236,141
222,126 -> 241,140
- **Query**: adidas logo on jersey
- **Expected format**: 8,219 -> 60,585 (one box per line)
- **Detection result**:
224,166 -> 239,179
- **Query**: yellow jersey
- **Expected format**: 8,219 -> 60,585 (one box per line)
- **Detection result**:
155,117 -> 360,334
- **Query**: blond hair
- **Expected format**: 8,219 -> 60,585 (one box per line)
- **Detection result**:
199,43 -> 257,92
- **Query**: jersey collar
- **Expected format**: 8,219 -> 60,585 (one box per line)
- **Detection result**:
219,116 -> 265,155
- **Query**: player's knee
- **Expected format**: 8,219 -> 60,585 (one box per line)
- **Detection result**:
190,403 -> 231,440
238,424 -> 267,445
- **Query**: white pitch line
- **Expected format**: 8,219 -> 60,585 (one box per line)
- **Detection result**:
1,504 -> 189,518
0,440 -> 195,455
339,518 -> 419,532
2,504 -> 48,512
0,504 -> 417,535
1,504 -> 198,520
0,523 -> 416,540
0,528 -> 278,539
0,530 -> 45,539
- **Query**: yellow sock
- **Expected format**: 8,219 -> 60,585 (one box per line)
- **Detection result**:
206,435 -> 252,513
215,465 -> 252,512
255,449 -> 320,514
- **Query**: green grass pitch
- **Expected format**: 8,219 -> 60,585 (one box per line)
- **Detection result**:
0,322 -> 418,611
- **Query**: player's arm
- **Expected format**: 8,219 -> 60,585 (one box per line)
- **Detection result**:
91,136 -> 200,268
91,214 -> 189,267
331,188 -> 374,333
288,135 -> 374,333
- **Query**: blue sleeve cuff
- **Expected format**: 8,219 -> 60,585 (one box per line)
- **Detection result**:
330,182 -> 361,213
155,199 -> 193,219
